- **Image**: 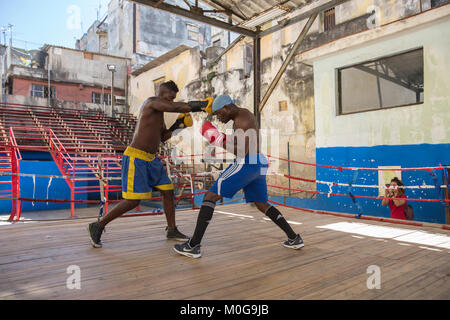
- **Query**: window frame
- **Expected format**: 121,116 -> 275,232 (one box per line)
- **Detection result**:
30,84 -> 45,98
336,47 -> 424,116
92,92 -> 111,105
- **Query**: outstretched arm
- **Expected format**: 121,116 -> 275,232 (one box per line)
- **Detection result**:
148,98 -> 191,113
148,97 -> 213,113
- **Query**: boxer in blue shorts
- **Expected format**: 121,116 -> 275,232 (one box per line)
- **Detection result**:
174,95 -> 304,258
87,80 -> 214,248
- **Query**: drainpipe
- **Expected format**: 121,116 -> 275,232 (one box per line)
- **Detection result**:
47,54 -> 51,107
111,71 -> 115,117
125,60 -> 129,114
1,49 -> 3,103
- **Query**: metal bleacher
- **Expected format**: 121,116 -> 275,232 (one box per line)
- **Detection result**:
0,102 -> 136,220
0,102 -> 200,221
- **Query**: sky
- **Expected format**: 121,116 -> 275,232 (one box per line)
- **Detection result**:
0,0 -> 110,50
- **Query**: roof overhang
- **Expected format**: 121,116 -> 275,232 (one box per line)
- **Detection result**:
130,0 -> 351,38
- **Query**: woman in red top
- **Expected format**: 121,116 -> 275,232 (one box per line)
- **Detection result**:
381,177 -> 407,220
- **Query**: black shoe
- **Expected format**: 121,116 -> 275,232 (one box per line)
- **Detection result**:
173,240 -> 201,258
87,221 -> 104,248
166,226 -> 189,241
283,234 -> 304,250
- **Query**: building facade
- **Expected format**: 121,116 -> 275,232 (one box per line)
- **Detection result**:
2,45 -> 129,114
76,0 -> 212,71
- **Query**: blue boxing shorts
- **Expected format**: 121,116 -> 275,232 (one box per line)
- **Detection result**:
121,146 -> 174,200
209,153 -> 269,203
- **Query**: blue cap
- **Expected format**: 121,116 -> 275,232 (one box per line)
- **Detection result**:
212,94 -> 236,113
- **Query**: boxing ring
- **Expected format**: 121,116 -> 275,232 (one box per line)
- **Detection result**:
1,201 -> 449,299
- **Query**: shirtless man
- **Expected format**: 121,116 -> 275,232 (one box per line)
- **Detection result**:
174,94 -> 304,258
88,80 -> 212,248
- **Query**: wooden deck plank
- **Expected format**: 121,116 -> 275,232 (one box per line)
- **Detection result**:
1,204 -> 449,300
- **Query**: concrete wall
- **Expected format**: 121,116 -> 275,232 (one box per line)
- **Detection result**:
47,46 -> 129,90
107,0 -> 135,59
136,1 -> 210,58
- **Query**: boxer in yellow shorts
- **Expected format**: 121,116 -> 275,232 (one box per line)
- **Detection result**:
121,146 -> 174,200
87,80 -> 213,248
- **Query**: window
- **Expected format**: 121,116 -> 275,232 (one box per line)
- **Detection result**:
92,92 -> 111,105
31,84 -> 55,98
324,8 -> 335,31
337,48 -> 424,115
153,77 -> 165,95
279,101 -> 288,112
187,24 -> 199,41
431,0 -> 449,8
31,84 -> 44,98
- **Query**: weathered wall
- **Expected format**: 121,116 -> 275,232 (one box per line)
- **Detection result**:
336,0 -> 421,25
129,47 -> 201,120
77,20 -> 109,55
104,0 -> 211,71
47,46 -> 129,90
107,0 -> 135,59
136,1 -> 210,59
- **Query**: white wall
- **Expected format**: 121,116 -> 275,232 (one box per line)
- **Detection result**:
312,10 -> 450,148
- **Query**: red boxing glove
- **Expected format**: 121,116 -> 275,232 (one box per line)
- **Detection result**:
201,121 -> 228,147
